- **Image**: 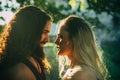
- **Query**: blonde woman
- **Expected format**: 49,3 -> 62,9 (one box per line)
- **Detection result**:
55,15 -> 108,80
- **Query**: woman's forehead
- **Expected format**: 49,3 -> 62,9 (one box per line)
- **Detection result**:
56,19 -> 66,34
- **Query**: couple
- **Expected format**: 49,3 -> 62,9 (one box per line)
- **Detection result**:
0,6 -> 108,80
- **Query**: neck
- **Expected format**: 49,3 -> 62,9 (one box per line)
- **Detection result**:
67,54 -> 79,68
70,60 -> 80,68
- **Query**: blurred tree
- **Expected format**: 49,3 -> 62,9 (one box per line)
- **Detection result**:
44,43 -> 60,80
87,0 -> 120,15
33,0 -> 67,22
101,40 -> 120,80
86,1 -> 120,80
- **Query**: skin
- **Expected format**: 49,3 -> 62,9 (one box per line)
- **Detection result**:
40,21 -> 52,47
55,28 -> 98,80
62,65 -> 98,80
8,21 -> 52,80
55,29 -> 72,57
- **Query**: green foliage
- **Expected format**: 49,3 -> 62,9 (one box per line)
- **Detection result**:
85,17 -> 107,29
101,40 -> 120,80
33,0 -> 67,22
44,43 -> 60,80
0,25 -> 3,33
87,0 -> 120,15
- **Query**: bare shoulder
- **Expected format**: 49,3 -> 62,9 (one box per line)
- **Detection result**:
62,65 -> 98,80
8,62 -> 36,80
71,66 -> 98,80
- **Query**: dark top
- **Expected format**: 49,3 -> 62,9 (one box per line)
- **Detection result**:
0,58 -> 46,80
22,59 -> 46,80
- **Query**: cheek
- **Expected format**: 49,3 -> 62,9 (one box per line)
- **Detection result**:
58,44 -> 72,56
59,41 -> 66,47
40,34 -> 46,41
40,35 -> 44,41
60,41 -> 70,50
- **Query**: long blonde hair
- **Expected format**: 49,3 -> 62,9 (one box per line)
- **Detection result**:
58,15 -> 108,80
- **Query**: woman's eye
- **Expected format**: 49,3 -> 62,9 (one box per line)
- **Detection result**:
57,34 -> 63,42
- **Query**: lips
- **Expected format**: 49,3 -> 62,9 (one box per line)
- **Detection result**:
40,41 -> 47,47
55,45 -> 59,48
56,45 -> 60,51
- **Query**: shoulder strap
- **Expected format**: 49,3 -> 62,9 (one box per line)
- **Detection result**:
22,59 -> 46,80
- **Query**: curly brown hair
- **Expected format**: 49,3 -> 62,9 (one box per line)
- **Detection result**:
0,5 -> 52,71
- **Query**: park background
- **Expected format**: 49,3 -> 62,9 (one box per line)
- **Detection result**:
0,0 -> 120,80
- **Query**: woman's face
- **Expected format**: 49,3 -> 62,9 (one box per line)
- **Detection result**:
40,21 -> 52,47
55,28 -> 73,56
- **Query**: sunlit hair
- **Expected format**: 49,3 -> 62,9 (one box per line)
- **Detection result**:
0,5 -> 52,71
58,15 -> 108,80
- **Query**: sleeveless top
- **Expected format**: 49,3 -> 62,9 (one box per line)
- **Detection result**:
0,58 -> 46,80
22,59 -> 46,80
